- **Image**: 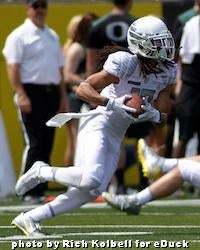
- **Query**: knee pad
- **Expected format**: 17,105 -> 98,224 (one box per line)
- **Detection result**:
178,159 -> 200,188
79,174 -> 101,190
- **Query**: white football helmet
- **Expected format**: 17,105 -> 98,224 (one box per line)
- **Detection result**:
127,16 -> 175,61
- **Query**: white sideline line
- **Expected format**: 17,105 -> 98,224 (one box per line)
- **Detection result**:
142,212 -> 200,216
1,224 -> 200,229
149,199 -> 200,206
3,212 -> 200,216
0,235 -> 62,241
1,199 -> 200,213
0,231 -> 152,241
1,212 -> 124,216
0,203 -> 109,213
60,232 -> 153,236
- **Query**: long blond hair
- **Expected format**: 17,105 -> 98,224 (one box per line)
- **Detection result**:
63,13 -> 97,55
63,15 -> 83,54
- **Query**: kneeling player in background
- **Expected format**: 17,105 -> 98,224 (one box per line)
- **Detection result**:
103,138 -> 200,214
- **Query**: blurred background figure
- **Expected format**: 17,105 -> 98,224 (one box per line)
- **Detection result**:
87,0 -> 136,75
173,0 -> 200,55
63,13 -> 97,166
2,0 -> 67,204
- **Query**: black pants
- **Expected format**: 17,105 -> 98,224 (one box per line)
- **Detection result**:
19,84 -> 60,196
176,82 -> 200,153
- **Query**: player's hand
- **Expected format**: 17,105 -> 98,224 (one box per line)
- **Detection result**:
14,93 -> 32,114
137,97 -> 161,123
106,95 -> 136,113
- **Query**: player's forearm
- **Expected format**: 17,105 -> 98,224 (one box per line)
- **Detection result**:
76,82 -> 107,106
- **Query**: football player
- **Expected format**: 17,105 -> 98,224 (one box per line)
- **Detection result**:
12,16 -> 176,236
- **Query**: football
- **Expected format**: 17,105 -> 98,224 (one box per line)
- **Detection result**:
125,93 -> 144,117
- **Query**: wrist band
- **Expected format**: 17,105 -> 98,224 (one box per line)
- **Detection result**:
103,97 -> 110,106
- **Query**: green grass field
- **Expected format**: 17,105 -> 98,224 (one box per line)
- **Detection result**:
0,195 -> 200,250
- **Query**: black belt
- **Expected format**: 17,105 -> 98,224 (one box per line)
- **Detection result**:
23,83 -> 59,91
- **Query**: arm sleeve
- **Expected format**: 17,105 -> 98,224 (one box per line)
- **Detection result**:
2,33 -> 24,64
103,51 -> 137,80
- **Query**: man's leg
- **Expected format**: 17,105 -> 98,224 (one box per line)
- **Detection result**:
18,85 -> 60,199
25,188 -> 96,221
148,167 -> 183,199
104,159 -> 200,212
136,159 -> 200,205
12,188 -> 97,236
15,162 -> 101,196
103,167 -> 182,213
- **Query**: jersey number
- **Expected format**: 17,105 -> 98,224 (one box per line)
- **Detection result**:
131,87 -> 155,102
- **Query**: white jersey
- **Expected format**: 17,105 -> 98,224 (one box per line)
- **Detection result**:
88,51 -> 176,137
81,51 -> 177,138
102,51 -> 176,102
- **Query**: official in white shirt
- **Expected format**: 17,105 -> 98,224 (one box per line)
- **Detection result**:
2,0 -> 68,203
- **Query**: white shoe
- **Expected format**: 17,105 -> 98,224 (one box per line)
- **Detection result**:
137,139 -> 161,179
11,213 -> 45,237
15,161 -> 48,196
102,192 -> 140,215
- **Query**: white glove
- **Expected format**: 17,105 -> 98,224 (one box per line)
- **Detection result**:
106,95 -> 136,114
137,98 -> 161,123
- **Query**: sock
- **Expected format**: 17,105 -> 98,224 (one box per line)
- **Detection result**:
40,166 -> 55,181
25,203 -> 53,222
40,166 -> 100,190
160,158 -> 178,173
40,166 -> 82,187
25,188 -> 96,222
178,159 -> 200,188
135,187 -> 153,206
